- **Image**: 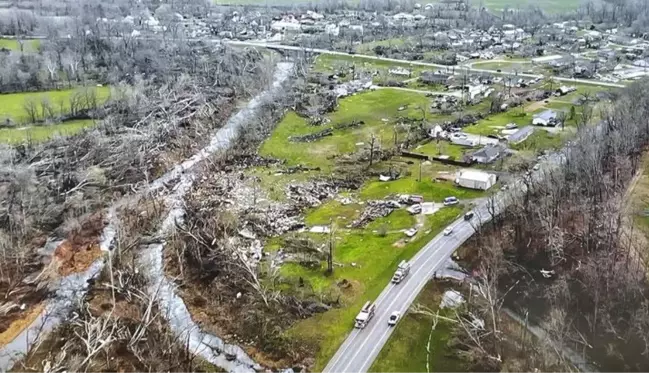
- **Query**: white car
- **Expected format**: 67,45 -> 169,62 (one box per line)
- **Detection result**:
388,311 -> 401,326
443,196 -> 459,206
533,164 -> 540,171
443,227 -> 454,236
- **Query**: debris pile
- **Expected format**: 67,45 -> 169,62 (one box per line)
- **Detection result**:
289,128 -> 333,143
351,200 -> 397,228
333,79 -> 372,98
286,181 -> 340,207
334,120 -> 364,130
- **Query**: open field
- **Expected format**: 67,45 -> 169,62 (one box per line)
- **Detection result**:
259,89 -> 430,170
0,38 -> 40,52
0,119 -> 98,144
0,86 -> 111,123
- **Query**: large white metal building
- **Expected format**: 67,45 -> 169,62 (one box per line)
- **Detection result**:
455,169 -> 497,190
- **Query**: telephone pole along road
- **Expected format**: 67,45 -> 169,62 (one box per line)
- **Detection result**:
226,40 -> 626,89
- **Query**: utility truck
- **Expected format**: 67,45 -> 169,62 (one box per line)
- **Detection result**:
354,301 -> 376,329
391,260 -> 411,284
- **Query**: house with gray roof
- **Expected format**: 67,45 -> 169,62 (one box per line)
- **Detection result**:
507,126 -> 534,144
471,145 -> 501,164
532,110 -> 559,127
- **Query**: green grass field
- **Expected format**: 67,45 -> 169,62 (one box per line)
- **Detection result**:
464,109 -> 531,136
259,89 -> 430,170
0,38 -> 40,52
0,119 -> 98,144
0,87 -> 111,124
370,281 -> 468,372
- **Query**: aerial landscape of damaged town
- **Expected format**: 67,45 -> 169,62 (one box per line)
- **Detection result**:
3,0 -> 649,371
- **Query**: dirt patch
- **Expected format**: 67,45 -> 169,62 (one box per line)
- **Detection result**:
0,302 -> 45,348
51,213 -> 106,277
525,100 -> 547,113
392,239 -> 407,248
53,241 -> 103,277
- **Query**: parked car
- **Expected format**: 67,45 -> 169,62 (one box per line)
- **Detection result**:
443,196 -> 459,206
443,226 -> 454,236
533,164 -> 540,171
464,212 -> 474,221
388,311 -> 401,326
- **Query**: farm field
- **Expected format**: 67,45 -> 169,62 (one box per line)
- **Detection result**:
0,119 -> 98,144
0,86 -> 111,124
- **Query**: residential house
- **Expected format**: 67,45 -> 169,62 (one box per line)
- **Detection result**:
471,145 -> 501,164
420,71 -> 451,85
456,169 -> 497,190
532,110 -> 559,127
507,126 -> 534,144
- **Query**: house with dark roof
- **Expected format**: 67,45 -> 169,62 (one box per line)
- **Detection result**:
471,145 -> 501,164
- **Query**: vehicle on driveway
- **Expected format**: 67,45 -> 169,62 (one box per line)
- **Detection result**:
443,196 -> 459,206
388,311 -> 401,326
443,226 -> 454,236
464,212 -> 474,221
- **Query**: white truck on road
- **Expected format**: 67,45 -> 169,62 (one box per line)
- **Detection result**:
391,260 -> 411,284
354,301 -> 376,329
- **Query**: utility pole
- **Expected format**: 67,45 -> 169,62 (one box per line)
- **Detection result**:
327,219 -> 334,275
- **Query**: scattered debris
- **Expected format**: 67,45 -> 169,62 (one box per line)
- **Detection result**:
309,226 -> 331,234
289,128 -> 333,143
351,201 -> 397,228
440,290 -> 465,309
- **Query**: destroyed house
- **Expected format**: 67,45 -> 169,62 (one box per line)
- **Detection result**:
420,71 -> 451,85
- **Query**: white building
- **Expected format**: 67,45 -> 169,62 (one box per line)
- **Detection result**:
456,169 -> 497,190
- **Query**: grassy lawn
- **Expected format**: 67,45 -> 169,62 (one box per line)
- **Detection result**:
0,38 -> 40,52
510,129 -> 569,153
464,109 -> 531,136
370,281 -> 468,372
0,87 -> 111,124
477,0 -> 581,12
0,119 -> 98,144
356,38 -> 408,54
471,60 -> 532,73
415,141 -> 469,160
314,54 -> 426,77
285,206 -> 463,370
361,173 -> 483,201
259,89 -> 430,170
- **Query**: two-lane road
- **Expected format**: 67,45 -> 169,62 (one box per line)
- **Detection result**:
324,201 -> 499,373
